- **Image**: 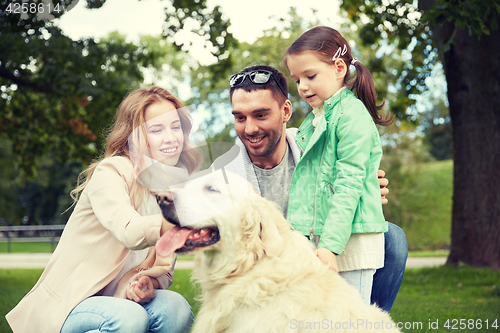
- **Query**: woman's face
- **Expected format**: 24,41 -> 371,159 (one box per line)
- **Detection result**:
144,100 -> 185,166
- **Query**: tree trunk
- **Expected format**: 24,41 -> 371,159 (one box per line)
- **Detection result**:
426,14 -> 500,269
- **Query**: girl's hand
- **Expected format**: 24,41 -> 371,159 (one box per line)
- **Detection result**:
126,276 -> 155,304
314,247 -> 339,273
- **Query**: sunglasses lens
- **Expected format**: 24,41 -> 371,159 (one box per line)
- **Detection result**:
250,71 -> 271,84
229,73 -> 246,87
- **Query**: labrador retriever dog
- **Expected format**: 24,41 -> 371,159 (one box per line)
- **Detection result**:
155,170 -> 401,333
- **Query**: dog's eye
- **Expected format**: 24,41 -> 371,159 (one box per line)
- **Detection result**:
205,185 -> 220,193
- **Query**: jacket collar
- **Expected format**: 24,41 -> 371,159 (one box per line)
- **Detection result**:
296,87 -> 352,156
323,86 -> 348,119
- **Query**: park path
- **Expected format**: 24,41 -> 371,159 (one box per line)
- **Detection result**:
0,253 -> 447,269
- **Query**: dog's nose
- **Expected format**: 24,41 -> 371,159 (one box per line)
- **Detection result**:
156,191 -> 176,204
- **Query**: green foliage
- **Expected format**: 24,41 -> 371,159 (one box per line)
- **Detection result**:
165,0 -> 239,84
339,0 -> 499,120
0,18 -> 189,224
187,8 -> 318,141
0,0 -> 205,226
421,0 -> 500,38
341,0 -> 437,120
0,134 -> 80,226
424,120 -> 452,160
0,3 -> 156,177
421,99 -> 453,160
0,0 -> 194,179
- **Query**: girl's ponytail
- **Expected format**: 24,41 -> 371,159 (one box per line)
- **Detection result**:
350,61 -> 393,126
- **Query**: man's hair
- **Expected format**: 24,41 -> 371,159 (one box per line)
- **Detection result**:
229,65 -> 289,106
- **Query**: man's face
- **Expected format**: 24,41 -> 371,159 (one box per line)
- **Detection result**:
231,89 -> 289,167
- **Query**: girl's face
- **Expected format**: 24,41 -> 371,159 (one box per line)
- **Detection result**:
144,100 -> 185,166
287,51 -> 346,108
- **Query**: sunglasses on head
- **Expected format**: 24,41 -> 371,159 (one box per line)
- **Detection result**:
229,70 -> 287,98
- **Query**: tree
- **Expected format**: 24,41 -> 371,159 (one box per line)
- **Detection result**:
341,0 -> 500,269
0,0 -> 219,178
0,0 -> 197,226
184,8 -> 320,142
0,0 -> 168,177
164,0 -> 238,81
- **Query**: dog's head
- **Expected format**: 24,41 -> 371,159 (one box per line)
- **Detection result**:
155,169 -> 286,274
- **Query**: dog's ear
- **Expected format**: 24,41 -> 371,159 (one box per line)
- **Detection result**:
259,199 -> 285,257
243,195 -> 285,258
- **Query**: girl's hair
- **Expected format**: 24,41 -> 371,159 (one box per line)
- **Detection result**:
284,26 -> 393,126
70,86 -> 202,207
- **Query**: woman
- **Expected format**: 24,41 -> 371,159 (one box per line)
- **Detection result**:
6,86 -> 202,333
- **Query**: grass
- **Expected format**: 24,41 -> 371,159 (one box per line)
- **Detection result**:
0,269 -> 44,332
408,250 -> 450,257
0,268 -> 202,333
169,269 -> 202,315
0,242 -> 58,253
1,266 -> 499,333
391,266 -> 500,332
383,159 -> 453,251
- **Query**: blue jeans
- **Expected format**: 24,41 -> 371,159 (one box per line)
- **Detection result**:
61,290 -> 193,333
339,269 -> 376,305
371,222 -> 408,312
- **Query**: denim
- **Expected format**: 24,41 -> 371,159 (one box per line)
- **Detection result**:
340,269 -> 376,305
61,290 -> 193,333
371,222 -> 408,312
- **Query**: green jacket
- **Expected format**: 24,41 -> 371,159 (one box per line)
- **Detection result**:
287,88 -> 387,255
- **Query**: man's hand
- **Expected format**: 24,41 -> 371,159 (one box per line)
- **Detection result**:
126,276 -> 155,304
378,169 -> 389,205
314,247 -> 339,273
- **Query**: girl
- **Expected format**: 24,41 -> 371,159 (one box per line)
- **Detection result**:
284,26 -> 393,304
6,86 -> 202,333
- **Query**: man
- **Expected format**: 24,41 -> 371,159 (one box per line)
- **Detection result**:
217,65 -> 407,312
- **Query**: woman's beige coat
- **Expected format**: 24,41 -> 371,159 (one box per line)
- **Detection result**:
6,156 -> 175,333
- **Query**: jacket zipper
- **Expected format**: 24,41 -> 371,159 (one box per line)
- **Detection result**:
311,120 -> 331,242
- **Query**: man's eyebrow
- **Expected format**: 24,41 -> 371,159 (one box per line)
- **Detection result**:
231,108 -> 271,115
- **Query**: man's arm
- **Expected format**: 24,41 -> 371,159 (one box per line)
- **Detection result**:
378,169 -> 389,205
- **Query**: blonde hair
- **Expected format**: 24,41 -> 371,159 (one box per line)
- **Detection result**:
71,86 -> 202,208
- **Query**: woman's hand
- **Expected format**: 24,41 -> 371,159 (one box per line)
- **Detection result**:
160,217 -> 174,236
314,247 -> 339,273
126,275 -> 155,304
